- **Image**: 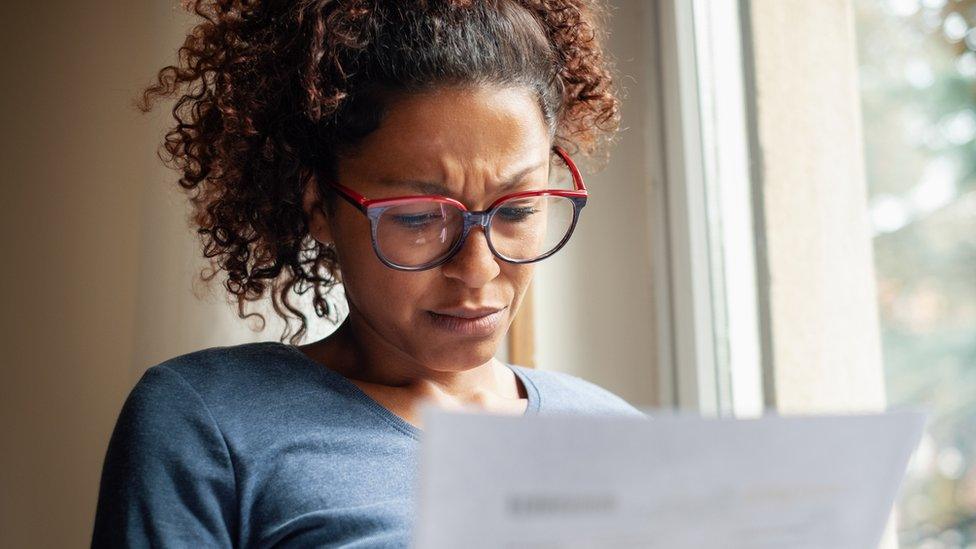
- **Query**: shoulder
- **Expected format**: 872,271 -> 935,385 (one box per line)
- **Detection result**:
512,365 -> 647,418
123,341 -> 338,434
94,349 -> 262,546
144,341 -> 324,403
153,341 -> 308,388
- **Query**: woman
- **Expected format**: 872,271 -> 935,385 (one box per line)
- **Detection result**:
92,0 -> 643,547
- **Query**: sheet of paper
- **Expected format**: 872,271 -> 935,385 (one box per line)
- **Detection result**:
411,408 -> 926,549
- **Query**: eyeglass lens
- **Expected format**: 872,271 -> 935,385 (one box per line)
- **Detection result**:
373,195 -> 576,267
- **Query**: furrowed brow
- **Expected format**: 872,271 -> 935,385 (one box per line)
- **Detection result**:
378,161 -> 547,197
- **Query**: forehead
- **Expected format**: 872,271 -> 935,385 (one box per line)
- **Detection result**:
336,85 -> 552,193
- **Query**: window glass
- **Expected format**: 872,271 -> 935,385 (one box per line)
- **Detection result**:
854,1 -> 976,545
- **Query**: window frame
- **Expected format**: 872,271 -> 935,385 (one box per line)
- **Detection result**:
653,0 -> 766,417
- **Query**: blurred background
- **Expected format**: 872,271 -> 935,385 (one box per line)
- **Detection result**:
855,0 -> 976,544
0,0 -> 972,547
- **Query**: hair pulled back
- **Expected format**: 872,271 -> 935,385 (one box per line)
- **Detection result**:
139,0 -> 620,343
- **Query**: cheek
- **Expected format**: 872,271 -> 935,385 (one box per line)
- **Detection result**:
338,244 -> 436,319
480,265 -> 534,350
502,264 -> 535,309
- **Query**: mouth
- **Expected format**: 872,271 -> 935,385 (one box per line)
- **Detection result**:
426,306 -> 508,336
430,306 -> 507,318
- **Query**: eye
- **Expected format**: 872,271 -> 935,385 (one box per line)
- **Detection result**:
390,212 -> 444,228
495,204 -> 540,222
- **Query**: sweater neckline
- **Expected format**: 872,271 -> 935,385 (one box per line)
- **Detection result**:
273,342 -> 541,441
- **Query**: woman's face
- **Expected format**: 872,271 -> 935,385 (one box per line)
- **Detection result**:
307,85 -> 553,372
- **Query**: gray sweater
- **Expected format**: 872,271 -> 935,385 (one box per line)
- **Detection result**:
92,341 -> 644,548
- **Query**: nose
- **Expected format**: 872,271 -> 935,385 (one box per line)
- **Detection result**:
439,225 -> 501,287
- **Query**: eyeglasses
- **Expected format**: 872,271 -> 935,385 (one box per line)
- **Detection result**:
322,146 -> 587,271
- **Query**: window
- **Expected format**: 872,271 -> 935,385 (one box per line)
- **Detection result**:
855,0 -> 976,544
652,0 -> 974,545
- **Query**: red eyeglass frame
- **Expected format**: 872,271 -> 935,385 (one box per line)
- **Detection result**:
321,145 -> 588,271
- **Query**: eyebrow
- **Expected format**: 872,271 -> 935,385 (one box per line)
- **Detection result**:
377,161 -> 547,197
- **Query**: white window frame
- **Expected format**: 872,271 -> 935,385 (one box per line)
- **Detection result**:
651,0 -> 766,418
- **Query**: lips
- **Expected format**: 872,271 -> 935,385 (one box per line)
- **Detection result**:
430,306 -> 506,319
426,305 -> 508,336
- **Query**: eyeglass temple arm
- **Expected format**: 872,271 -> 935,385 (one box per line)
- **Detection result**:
323,180 -> 370,213
553,146 -> 586,192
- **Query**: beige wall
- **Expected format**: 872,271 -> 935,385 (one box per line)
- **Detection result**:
0,3 -> 278,546
744,0 -> 887,415
743,2 -> 891,543
533,0 -> 661,408
1,3 -> 146,546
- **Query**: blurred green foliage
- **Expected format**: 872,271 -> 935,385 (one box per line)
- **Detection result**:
854,0 -> 976,546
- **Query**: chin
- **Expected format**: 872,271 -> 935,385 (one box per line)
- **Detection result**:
423,337 -> 504,371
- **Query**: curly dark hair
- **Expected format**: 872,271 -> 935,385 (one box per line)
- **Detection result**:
138,0 -> 621,344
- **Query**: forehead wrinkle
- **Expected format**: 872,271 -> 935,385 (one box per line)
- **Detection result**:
377,156 -> 548,202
